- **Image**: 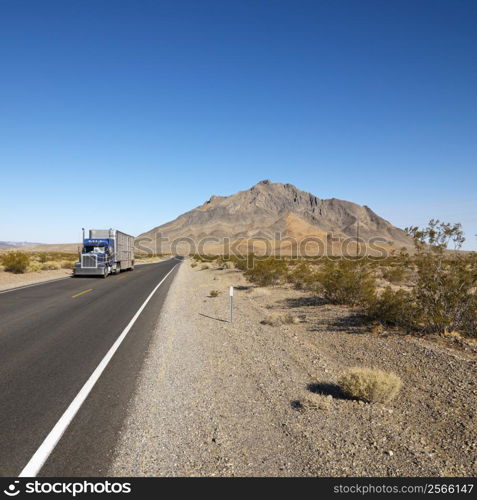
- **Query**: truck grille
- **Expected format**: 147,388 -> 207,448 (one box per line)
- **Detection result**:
81,254 -> 97,268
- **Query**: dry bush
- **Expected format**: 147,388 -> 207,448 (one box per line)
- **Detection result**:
223,261 -> 235,269
287,261 -> 320,290
413,253 -> 477,335
61,260 -> 74,269
382,265 -> 407,284
367,287 -> 416,328
405,220 -> 477,336
209,290 -> 219,297
338,367 -> 402,403
34,252 -> 76,263
190,261 -> 198,268
27,261 -> 43,272
261,312 -> 300,326
41,261 -> 61,270
363,221 -> 477,337
317,259 -> 376,306
1,251 -> 30,274
230,255 -> 254,272
244,257 -> 288,286
201,264 -> 210,270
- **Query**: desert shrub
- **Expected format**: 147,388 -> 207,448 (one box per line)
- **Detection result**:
1,251 -> 30,274
209,290 -> 219,297
201,263 -> 210,270
282,312 -> 300,324
406,220 -> 477,336
190,261 -> 197,268
317,259 -> 376,306
27,261 -> 43,272
382,265 -> 406,284
338,367 -> 402,403
413,253 -> 477,335
41,261 -> 61,270
287,261 -> 319,290
38,253 -> 49,263
230,254 -> 255,272
244,257 -> 288,286
261,312 -> 300,326
61,260 -> 74,269
223,260 -> 234,269
192,254 -> 218,263
367,287 -> 416,328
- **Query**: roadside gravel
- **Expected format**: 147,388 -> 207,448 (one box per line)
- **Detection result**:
0,269 -> 72,291
110,261 -> 477,477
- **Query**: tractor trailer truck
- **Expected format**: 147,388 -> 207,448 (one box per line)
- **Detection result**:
74,229 -> 135,278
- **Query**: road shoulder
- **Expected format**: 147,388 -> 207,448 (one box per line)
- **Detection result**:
110,261 -> 477,477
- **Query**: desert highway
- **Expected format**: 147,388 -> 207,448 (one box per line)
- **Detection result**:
0,257 -> 181,477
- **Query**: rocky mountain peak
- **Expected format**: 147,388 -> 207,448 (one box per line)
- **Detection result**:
138,181 -> 412,254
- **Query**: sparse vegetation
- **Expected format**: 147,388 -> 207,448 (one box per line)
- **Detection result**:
27,261 -> 42,272
338,367 -> 402,403
287,261 -> 319,290
1,251 -> 30,273
209,290 -> 219,297
366,287 -> 416,328
317,259 -> 375,306
261,312 -> 300,326
191,219 -> 476,339
382,265 -> 407,284
41,261 -> 61,270
0,250 -> 77,275
243,257 -> 288,286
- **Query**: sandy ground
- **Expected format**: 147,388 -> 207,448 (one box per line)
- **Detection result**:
110,260 -> 477,477
0,269 -> 73,291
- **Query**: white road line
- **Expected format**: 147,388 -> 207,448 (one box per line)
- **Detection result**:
18,263 -> 179,477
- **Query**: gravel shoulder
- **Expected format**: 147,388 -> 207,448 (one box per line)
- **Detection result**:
0,269 -> 72,291
110,261 -> 477,477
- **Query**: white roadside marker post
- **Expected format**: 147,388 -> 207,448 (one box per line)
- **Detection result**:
229,286 -> 234,323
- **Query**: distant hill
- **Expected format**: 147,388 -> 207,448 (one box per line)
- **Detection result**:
0,243 -> 79,253
0,241 -> 43,247
137,180 -> 413,255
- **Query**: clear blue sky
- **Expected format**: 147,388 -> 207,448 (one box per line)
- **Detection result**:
1,0 -> 476,248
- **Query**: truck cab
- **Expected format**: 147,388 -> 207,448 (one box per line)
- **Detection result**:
74,229 -> 135,278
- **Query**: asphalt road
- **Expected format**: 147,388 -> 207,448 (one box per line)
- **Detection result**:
0,258 -> 181,477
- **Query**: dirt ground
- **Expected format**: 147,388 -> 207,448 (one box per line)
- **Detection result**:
110,260 -> 477,477
0,269 -> 73,291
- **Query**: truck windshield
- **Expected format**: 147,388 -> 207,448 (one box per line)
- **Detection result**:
84,246 -> 105,253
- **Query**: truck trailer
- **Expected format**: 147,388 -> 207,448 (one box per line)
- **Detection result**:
74,229 -> 135,278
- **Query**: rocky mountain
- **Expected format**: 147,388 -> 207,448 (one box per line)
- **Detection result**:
137,180 -> 413,255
